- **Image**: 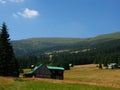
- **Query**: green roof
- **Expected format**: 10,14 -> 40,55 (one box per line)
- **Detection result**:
47,66 -> 64,70
25,64 -> 64,75
25,71 -> 33,74
25,64 -> 42,75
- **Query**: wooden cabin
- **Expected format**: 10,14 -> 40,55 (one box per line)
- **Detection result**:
47,66 -> 64,79
23,64 -> 64,80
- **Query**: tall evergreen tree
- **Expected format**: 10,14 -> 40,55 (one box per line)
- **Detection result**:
0,22 -> 19,77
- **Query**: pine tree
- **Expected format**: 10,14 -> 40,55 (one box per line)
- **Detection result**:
0,22 -> 19,77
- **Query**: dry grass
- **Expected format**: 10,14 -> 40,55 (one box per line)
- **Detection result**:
1,64 -> 120,89
0,77 -> 14,87
65,64 -> 120,88
21,64 -> 120,88
23,64 -> 120,88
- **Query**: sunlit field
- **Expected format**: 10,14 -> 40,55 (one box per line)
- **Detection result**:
65,64 -> 120,88
1,64 -> 120,90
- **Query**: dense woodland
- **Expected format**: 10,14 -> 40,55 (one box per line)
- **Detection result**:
12,32 -> 120,57
17,39 -> 120,70
11,32 -> 120,70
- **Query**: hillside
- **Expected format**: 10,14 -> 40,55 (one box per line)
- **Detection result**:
12,32 -> 120,56
90,32 -> 120,41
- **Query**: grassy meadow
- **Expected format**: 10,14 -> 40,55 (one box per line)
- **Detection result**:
65,64 -> 120,88
1,64 -> 120,90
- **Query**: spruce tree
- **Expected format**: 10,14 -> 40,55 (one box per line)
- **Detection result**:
0,22 -> 19,77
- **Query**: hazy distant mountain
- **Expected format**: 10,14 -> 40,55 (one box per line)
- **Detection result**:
12,32 -> 120,56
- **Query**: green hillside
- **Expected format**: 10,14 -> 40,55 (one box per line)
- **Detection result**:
12,32 -> 120,56
12,38 -> 87,56
90,32 -> 120,40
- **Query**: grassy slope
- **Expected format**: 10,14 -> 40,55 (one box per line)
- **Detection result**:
65,64 -> 120,88
12,32 -> 120,45
0,77 -> 14,88
12,32 -> 120,56
1,64 -> 120,90
89,32 -> 120,41
1,80 -> 118,90
12,38 -> 88,56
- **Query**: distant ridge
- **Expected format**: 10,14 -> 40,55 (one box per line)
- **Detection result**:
90,32 -> 120,40
12,32 -> 120,56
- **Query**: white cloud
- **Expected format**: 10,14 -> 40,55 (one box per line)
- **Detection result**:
13,8 -> 39,19
0,0 -> 6,3
0,0 -> 24,3
13,13 -> 18,18
9,0 -> 24,3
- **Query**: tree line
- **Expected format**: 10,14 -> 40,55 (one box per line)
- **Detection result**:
17,39 -> 120,70
0,23 -> 19,77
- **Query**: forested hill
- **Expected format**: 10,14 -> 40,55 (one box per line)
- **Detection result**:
12,32 -> 120,56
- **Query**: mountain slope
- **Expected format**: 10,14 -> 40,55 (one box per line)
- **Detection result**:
12,32 -> 120,56
90,32 -> 120,41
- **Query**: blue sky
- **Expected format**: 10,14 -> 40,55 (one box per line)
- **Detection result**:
0,0 -> 120,40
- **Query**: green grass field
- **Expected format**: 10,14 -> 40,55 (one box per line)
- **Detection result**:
1,79 -> 119,90
0,64 -> 120,90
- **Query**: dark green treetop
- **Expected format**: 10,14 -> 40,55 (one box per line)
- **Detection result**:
0,22 -> 19,77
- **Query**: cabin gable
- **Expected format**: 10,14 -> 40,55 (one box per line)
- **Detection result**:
34,64 -> 52,78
